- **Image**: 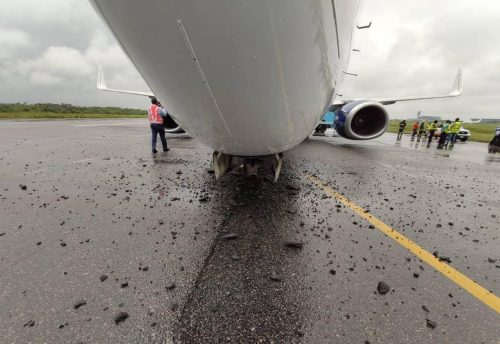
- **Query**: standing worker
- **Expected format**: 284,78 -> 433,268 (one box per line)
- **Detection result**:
397,120 -> 407,141
427,120 -> 438,146
148,97 -> 169,156
488,128 -> 500,153
437,120 -> 451,149
448,118 -> 462,147
411,121 -> 420,141
417,121 -> 426,142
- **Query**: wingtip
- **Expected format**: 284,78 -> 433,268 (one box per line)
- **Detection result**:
96,65 -> 107,90
449,67 -> 463,96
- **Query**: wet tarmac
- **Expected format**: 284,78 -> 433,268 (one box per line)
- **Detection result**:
1,120 -> 499,343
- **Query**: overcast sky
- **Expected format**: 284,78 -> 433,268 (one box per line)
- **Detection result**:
1,0 -> 499,119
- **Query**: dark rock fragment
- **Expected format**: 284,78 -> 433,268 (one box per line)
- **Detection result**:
286,182 -> 300,191
439,256 -> 452,263
426,319 -> 437,329
488,258 -> 496,263
100,275 -> 108,282
114,312 -> 129,324
19,184 -> 27,190
377,281 -> 390,295
24,320 -> 35,327
284,241 -> 304,249
295,329 -> 305,337
166,283 -> 176,291
121,282 -> 129,288
74,300 -> 86,309
422,305 -> 429,312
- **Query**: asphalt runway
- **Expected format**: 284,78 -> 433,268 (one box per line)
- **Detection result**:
0,119 -> 499,343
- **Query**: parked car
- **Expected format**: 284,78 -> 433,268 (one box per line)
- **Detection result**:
433,127 -> 471,142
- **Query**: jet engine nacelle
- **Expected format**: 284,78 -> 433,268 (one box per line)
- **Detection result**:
164,113 -> 185,134
335,100 -> 389,140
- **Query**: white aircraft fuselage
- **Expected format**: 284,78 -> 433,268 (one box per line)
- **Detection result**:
90,0 -> 360,156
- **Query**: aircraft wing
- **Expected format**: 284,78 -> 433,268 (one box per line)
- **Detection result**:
334,68 -> 463,106
97,65 -> 154,97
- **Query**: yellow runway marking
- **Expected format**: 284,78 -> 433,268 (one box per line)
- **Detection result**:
306,174 -> 500,314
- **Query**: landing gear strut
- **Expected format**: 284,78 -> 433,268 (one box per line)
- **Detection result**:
212,151 -> 232,180
211,152 -> 284,182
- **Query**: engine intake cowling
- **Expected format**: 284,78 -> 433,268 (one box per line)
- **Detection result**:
335,100 -> 389,140
164,113 -> 185,134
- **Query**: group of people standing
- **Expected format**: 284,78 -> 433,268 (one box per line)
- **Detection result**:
397,118 -> 463,149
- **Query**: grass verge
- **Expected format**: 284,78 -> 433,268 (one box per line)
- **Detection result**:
0,113 -> 145,119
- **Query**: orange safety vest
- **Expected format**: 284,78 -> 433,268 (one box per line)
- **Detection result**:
148,104 -> 163,124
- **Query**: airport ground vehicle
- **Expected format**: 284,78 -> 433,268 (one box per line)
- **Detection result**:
314,109 -> 335,135
433,127 -> 471,141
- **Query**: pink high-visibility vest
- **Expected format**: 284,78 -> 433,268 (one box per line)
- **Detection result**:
148,104 -> 163,124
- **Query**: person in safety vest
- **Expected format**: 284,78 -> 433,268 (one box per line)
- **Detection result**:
148,97 -> 169,156
411,121 -> 419,141
417,121 -> 426,142
397,120 -> 407,141
437,120 -> 451,149
447,118 -> 462,147
427,120 -> 438,145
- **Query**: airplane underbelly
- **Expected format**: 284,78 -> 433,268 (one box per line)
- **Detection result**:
90,0 -> 359,155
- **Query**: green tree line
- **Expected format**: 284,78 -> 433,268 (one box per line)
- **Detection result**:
0,103 -> 146,115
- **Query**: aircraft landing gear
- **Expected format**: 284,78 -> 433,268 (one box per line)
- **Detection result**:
212,151 -> 232,180
212,152 -> 284,182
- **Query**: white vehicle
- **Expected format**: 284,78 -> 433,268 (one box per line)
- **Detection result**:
89,0 -> 462,180
457,128 -> 471,142
433,127 -> 471,142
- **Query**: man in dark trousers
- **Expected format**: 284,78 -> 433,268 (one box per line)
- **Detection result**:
437,120 -> 451,149
417,121 -> 426,142
427,120 -> 438,146
397,120 -> 407,141
411,121 -> 419,141
148,97 -> 169,156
